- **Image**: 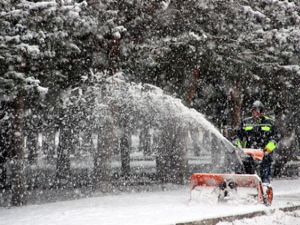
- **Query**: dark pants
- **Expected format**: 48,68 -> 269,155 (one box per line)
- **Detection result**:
260,154 -> 273,184
243,157 -> 256,174
242,154 -> 272,184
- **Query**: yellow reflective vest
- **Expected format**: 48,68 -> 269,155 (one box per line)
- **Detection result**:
236,115 -> 278,153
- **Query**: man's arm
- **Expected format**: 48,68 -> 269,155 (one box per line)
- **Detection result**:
263,118 -> 278,154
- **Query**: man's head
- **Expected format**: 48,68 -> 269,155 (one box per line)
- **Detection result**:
251,100 -> 264,120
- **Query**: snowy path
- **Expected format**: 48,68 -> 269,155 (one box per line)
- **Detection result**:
0,178 -> 300,225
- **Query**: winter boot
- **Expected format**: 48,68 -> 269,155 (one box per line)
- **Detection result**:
262,183 -> 273,206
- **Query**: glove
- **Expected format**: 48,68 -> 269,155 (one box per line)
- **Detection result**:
263,148 -> 270,156
264,151 -> 269,156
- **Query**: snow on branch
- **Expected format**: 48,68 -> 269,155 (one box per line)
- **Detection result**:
21,0 -> 57,11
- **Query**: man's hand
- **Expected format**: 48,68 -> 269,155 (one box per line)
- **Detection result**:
264,151 -> 269,156
263,148 -> 270,156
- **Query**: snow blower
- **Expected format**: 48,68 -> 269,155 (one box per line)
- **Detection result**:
189,148 -> 273,206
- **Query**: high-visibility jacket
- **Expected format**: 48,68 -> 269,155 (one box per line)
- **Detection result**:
235,115 -> 278,153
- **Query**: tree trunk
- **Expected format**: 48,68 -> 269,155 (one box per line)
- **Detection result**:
211,133 -> 221,169
273,113 -> 297,177
56,125 -> 71,188
170,121 -> 188,184
0,137 -> 7,189
228,81 -> 242,135
10,94 -> 26,206
156,121 -> 173,183
139,125 -> 151,156
0,102 -> 9,190
26,130 -> 38,164
186,66 -> 201,106
156,118 -> 188,184
44,130 -> 57,164
190,128 -> 201,156
120,130 -> 130,178
93,119 -> 113,191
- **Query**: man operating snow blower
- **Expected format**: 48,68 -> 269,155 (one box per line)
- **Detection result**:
234,100 -> 278,201
190,100 -> 278,206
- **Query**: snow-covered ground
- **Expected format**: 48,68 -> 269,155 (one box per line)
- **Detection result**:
1,178 -> 300,225
217,210 -> 300,225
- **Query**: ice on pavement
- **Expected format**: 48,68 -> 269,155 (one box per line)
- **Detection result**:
1,178 -> 300,225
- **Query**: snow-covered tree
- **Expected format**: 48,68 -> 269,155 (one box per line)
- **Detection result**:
0,0 -> 100,205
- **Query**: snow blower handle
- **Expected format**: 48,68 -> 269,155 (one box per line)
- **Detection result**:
233,146 -> 246,171
242,148 -> 264,161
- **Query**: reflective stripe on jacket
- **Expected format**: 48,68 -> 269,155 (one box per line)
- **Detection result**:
236,115 -> 278,152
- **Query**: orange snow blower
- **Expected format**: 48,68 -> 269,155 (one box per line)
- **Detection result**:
189,148 -> 273,206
